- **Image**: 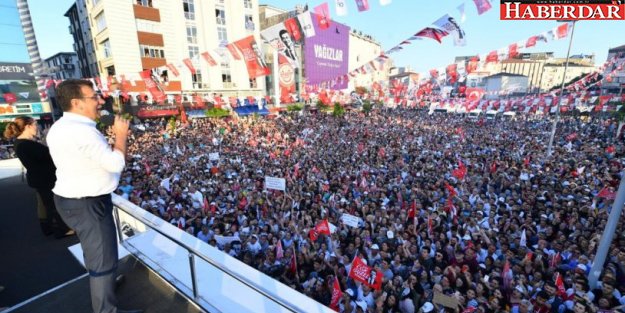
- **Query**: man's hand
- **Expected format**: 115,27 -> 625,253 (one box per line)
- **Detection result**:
112,115 -> 130,139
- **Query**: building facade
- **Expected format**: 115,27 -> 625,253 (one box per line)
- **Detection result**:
44,52 -> 81,80
602,44 -> 625,94
65,0 -> 99,78
67,0 -> 265,97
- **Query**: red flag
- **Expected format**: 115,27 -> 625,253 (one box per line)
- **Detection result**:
142,160 -> 151,176
182,58 -> 196,74
555,23 -> 570,39
314,3 -> 331,30
524,156 -> 530,167
289,247 -> 297,274
180,104 -> 188,124
139,70 -> 166,103
226,43 -> 242,60
472,0 -> 492,15
508,43 -> 519,59
315,219 -> 331,235
606,145 -> 616,154
550,252 -> 561,268
348,256 -> 383,290
408,200 -> 417,219
429,69 -> 439,79
444,183 -> 457,197
276,239 -> 284,259
201,51 -> 218,66
490,161 -> 497,173
415,27 -> 449,43
166,64 -> 180,77
330,277 -> 343,311
526,35 -> 538,48
452,160 -> 467,180
465,87 -> 485,101
555,272 -> 566,297
355,0 -> 370,11
203,197 -> 209,212
486,50 -> 498,63
566,132 -> 578,141
597,187 -> 616,200
284,17 -> 302,42
233,35 -> 270,79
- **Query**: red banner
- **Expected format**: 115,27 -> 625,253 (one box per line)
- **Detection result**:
465,87 -> 485,101
279,54 -> 296,104
309,219 -> 331,241
226,43 -> 242,60
166,64 -> 180,77
348,257 -> 382,290
201,51 -> 218,66
182,58 -> 196,74
284,17 -> 302,42
139,70 -> 167,103
233,35 -> 271,79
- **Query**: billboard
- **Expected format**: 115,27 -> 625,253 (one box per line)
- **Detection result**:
304,15 -> 350,89
0,1 -> 46,117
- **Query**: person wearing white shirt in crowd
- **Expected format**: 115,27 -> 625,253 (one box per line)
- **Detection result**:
247,235 -> 262,255
47,80 -> 141,313
188,186 -> 203,209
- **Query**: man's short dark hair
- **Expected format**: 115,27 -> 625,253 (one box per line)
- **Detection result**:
56,79 -> 94,112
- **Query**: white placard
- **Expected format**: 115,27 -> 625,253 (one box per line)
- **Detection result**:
340,213 -> 362,228
209,152 -> 220,161
214,235 -> 240,246
265,176 -> 286,191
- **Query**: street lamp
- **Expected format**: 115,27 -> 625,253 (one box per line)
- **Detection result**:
545,20 -> 576,158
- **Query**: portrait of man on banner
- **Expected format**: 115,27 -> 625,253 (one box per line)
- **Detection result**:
234,35 -> 270,79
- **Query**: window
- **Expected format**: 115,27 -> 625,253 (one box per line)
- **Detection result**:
136,19 -> 161,33
136,0 -> 153,7
139,45 -> 165,58
216,9 -> 226,25
106,65 -> 115,76
217,27 -> 227,44
188,46 -> 199,59
183,0 -> 195,20
95,12 -> 106,32
249,78 -> 257,88
186,26 -> 197,44
244,15 -> 254,31
101,39 -> 112,58
244,0 -> 252,9
92,0 -> 100,6
192,73 -> 202,89
221,62 -> 231,83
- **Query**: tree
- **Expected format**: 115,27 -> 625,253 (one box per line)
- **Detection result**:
332,103 -> 345,117
362,100 -> 373,115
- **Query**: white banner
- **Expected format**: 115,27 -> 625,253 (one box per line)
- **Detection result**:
340,213 -> 362,228
265,176 -> 286,191
297,12 -> 316,38
209,152 -> 220,161
214,235 -> 240,246
335,0 -> 348,16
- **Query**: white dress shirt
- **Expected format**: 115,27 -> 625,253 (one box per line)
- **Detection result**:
47,112 -> 125,198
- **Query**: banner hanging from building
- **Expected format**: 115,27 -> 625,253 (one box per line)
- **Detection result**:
233,35 -> 271,79
139,70 -> 167,103
261,22 -> 301,103
304,15 -> 350,89
0,62 -> 41,107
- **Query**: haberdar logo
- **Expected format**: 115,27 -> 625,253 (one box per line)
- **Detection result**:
500,0 -> 625,20
279,62 -> 295,86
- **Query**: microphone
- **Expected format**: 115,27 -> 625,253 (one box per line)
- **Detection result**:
99,110 -> 115,127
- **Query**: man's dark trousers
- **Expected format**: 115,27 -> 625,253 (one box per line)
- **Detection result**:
54,194 -> 118,313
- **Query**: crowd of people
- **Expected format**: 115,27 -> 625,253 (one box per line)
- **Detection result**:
110,107 -> 625,313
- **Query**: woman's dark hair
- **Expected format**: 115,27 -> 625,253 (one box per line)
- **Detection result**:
56,79 -> 94,111
3,116 -> 35,139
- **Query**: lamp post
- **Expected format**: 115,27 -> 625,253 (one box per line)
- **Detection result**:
546,21 -> 576,158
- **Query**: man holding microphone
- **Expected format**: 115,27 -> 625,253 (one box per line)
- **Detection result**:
47,79 -> 140,313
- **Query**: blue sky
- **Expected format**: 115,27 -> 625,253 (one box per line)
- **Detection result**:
0,0 -> 30,63
23,0 -> 625,73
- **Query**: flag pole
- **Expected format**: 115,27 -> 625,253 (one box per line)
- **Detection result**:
546,21 -> 576,158
589,170 -> 625,289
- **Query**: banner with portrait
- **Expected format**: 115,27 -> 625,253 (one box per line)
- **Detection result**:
233,36 -> 271,80
261,22 -> 301,103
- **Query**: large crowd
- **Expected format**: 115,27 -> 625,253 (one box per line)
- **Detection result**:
110,108 -> 625,313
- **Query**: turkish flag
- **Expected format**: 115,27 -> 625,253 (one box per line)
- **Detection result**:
555,23 -> 570,40
465,87 -> 485,101
485,50 -> 498,63
415,27 -> 449,43
226,43 -> 242,60
183,58 -> 196,74
467,57 -> 479,74
201,51 -> 218,66
166,64 -> 180,77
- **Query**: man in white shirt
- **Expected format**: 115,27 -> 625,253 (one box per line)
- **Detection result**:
47,80 -> 140,313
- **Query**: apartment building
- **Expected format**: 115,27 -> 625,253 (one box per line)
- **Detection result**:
65,0 -> 99,78
67,0 -> 265,96
44,52 -> 81,80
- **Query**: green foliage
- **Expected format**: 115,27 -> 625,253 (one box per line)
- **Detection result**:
362,100 -> 373,114
204,108 -> 231,118
332,103 -> 345,117
287,103 -> 304,112
615,102 -> 625,122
